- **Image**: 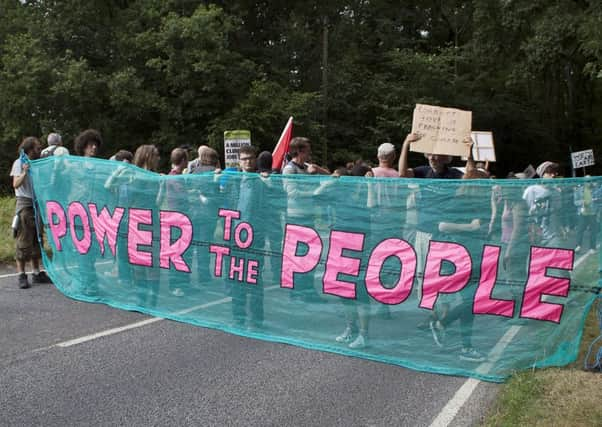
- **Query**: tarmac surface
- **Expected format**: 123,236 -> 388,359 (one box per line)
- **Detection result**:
0,265 -> 499,427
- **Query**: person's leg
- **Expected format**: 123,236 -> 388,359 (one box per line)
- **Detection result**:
335,300 -> 358,343
15,207 -> 36,288
586,215 -> 597,249
249,283 -> 264,328
575,214 -> 585,250
231,283 -> 246,327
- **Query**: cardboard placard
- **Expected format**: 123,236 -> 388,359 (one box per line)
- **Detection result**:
411,104 -> 472,157
571,149 -> 595,169
224,130 -> 251,169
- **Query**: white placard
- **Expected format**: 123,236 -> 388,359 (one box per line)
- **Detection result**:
224,130 -> 251,169
571,149 -> 595,169
470,131 -> 496,162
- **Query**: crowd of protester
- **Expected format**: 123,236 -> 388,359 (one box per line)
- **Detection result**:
9,128 -> 601,362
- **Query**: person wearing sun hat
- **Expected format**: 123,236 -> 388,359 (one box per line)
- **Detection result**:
523,160 -> 564,247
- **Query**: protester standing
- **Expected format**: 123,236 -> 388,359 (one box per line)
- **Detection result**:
10,137 -> 52,289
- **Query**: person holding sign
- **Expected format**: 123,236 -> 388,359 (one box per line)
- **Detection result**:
398,132 -> 463,275
398,133 -> 463,179
429,142 -> 489,362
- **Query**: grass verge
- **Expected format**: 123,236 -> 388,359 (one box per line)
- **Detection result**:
0,196 -> 15,262
484,265 -> 602,427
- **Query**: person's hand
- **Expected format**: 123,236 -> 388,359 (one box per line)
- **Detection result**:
260,171 -> 270,178
22,163 -> 30,174
213,168 -> 222,174
365,170 -> 374,177
307,164 -> 317,174
403,133 -> 421,146
438,222 -> 448,233
470,218 -> 480,230
464,138 -> 474,156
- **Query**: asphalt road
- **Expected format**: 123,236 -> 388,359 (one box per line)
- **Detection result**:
0,266 -> 498,427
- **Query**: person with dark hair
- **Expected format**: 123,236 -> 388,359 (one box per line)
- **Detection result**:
238,145 -> 258,173
169,147 -> 188,175
257,151 -> 275,174
74,129 -> 102,157
229,145 -> 266,328
428,143 -> 490,362
333,162 -> 374,349
282,137 -> 329,175
398,133 -> 464,280
110,150 -> 133,163
10,137 -> 52,289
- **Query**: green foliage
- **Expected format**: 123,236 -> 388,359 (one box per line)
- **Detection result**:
1,0 -> 602,191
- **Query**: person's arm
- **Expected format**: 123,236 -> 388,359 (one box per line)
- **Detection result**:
463,138 -> 476,175
398,133 -> 420,177
306,163 -> 330,175
488,187 -> 499,236
504,201 -> 527,269
12,162 -> 29,189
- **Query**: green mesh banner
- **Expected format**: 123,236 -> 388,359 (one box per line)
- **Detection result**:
30,156 -> 601,382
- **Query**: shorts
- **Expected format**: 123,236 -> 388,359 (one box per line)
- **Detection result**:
15,207 -> 41,262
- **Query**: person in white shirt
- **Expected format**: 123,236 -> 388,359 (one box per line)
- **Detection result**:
10,137 -> 52,289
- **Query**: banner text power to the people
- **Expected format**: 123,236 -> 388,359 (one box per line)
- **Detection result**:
46,201 -> 574,324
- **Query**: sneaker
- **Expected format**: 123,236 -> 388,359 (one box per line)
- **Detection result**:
335,326 -> 354,343
32,271 -> 52,284
171,288 -> 184,297
459,347 -> 486,362
18,273 -> 30,289
348,334 -> 366,349
429,320 -> 445,348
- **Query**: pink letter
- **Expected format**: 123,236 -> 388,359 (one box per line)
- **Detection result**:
67,202 -> 92,255
520,247 -> 574,323
46,201 -> 67,251
128,208 -> 153,267
323,231 -> 364,298
246,260 -> 258,284
229,256 -> 244,281
473,245 -> 515,317
420,241 -> 471,310
88,204 -> 125,257
209,245 -> 230,277
280,224 -> 322,289
234,222 -> 253,249
365,238 -> 417,304
218,209 -> 240,241
159,211 -> 192,272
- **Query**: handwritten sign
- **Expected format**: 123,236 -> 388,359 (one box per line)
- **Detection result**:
411,104 -> 472,157
224,130 -> 251,169
571,149 -> 595,169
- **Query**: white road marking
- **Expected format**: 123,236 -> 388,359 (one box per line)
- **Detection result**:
429,378 -> 481,427
429,250 -> 592,427
53,285 -> 280,348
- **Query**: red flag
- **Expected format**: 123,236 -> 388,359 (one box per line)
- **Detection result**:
272,116 -> 293,170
